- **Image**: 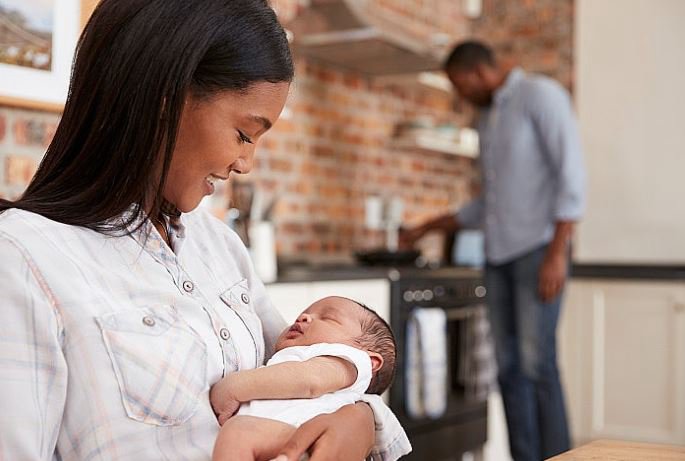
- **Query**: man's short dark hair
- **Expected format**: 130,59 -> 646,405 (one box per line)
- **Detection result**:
352,301 -> 397,395
444,40 -> 496,72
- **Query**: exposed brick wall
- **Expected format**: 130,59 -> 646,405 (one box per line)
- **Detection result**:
243,57 -> 476,257
0,108 -> 60,199
470,0 -> 574,90
0,0 -> 574,261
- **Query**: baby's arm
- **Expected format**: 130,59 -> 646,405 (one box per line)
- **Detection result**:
210,356 -> 357,424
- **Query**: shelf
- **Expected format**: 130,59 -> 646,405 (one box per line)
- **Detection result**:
375,72 -> 453,94
389,133 -> 479,158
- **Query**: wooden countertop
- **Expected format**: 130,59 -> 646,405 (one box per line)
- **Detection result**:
549,439 -> 685,460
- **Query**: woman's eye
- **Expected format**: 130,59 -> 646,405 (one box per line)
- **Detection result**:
237,131 -> 253,145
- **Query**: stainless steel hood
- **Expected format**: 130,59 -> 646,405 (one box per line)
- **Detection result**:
286,0 -> 448,76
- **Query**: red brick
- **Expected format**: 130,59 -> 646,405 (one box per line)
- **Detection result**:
0,114 -> 6,143
5,155 -> 38,186
13,119 -> 50,147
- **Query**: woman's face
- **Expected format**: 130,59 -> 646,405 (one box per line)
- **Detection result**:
165,81 -> 290,212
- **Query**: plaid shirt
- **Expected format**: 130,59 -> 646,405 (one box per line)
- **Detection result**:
0,207 -> 410,460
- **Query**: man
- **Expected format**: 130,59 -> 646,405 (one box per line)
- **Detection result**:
401,41 -> 585,460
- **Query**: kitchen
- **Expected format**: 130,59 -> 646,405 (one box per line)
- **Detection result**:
1,0 -> 684,460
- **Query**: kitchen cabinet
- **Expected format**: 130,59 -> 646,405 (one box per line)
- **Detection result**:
559,280 -> 685,447
575,0 -> 685,263
265,279 -> 390,324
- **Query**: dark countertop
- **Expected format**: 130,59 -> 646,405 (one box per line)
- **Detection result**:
272,264 -> 484,284
273,265 -> 392,284
270,263 -> 685,284
571,264 -> 685,281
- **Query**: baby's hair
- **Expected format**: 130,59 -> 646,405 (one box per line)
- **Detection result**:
349,299 -> 397,395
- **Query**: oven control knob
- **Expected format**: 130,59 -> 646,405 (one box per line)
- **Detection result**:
422,290 -> 434,301
434,286 -> 445,297
475,285 -> 487,298
403,290 -> 414,302
412,290 -> 424,301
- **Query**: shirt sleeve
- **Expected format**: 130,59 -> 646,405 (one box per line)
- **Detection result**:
360,394 -> 413,461
0,234 -> 68,460
529,80 -> 586,221
457,195 -> 485,229
298,343 -> 373,395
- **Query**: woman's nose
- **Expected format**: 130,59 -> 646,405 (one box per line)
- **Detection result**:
232,147 -> 256,175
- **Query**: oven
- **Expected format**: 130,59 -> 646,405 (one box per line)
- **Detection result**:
388,267 -> 490,461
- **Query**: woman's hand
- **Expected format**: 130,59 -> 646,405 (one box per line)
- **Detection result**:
270,402 -> 375,461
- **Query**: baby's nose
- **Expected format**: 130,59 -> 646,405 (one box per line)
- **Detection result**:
297,313 -> 312,323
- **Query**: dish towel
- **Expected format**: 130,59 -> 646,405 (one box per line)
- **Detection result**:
405,308 -> 447,419
457,305 -> 497,401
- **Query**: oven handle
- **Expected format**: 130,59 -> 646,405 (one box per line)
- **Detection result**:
443,305 -> 485,321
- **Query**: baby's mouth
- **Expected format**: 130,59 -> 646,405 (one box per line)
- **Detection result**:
286,323 -> 303,337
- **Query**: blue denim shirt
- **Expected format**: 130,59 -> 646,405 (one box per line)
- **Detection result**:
458,68 -> 586,264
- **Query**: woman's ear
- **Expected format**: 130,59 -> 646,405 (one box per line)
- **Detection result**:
368,351 -> 384,373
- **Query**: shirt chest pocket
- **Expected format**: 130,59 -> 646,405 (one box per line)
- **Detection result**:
96,305 -> 207,426
219,278 -> 265,366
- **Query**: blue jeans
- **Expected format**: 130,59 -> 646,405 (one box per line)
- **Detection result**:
485,245 -> 571,461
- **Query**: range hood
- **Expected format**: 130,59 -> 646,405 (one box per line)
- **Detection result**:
286,0 -> 448,76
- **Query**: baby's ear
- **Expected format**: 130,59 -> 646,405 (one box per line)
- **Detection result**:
368,351 -> 384,373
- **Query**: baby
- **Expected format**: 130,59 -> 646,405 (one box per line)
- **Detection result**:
210,296 -> 397,461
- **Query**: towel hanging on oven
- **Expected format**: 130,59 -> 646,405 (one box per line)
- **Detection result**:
405,308 -> 447,419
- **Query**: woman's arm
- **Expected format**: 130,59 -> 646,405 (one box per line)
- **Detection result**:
0,235 -> 68,460
274,402 -> 375,461
275,396 -> 412,461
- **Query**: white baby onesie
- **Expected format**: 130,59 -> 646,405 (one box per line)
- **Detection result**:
236,343 -> 372,427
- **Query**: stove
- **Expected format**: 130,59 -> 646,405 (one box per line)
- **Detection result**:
387,266 -> 489,461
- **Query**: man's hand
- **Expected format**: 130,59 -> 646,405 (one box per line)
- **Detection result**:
538,247 -> 568,303
270,402 -> 374,461
398,226 -> 425,250
209,377 -> 241,426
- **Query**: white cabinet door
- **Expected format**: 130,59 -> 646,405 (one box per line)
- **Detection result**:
265,282 -> 312,324
266,279 -> 391,324
560,280 -> 685,446
308,279 -> 391,322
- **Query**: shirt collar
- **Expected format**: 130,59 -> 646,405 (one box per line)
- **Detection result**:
121,202 -> 187,264
493,67 -> 524,105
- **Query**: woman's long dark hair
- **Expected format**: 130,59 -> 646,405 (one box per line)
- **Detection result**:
0,0 -> 293,232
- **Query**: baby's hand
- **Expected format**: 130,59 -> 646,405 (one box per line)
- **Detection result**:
209,377 -> 241,426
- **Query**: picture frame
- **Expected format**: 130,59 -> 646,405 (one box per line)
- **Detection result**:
0,0 -> 97,112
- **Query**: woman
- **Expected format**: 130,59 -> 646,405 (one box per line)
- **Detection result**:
0,1 -> 409,460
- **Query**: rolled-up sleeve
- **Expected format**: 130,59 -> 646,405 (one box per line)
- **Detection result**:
360,394 -> 412,460
530,81 -> 586,221
457,196 -> 485,229
0,234 -> 67,460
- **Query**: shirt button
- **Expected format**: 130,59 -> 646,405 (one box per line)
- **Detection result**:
241,293 -> 250,304
219,328 -> 230,340
142,316 -> 156,327
182,280 -> 194,293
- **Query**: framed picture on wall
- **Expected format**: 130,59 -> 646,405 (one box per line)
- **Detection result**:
0,0 -> 91,112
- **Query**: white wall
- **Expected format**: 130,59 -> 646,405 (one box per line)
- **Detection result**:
575,0 -> 685,264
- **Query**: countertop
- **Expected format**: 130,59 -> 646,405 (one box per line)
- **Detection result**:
269,262 -> 685,284
571,264 -> 685,280
271,264 -> 483,284
548,439 -> 685,460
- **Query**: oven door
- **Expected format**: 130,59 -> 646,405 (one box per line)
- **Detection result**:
390,303 -> 492,458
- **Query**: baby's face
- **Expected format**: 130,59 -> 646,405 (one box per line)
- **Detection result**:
274,297 -> 364,351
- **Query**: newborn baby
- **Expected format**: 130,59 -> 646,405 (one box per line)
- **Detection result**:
210,296 -> 397,461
